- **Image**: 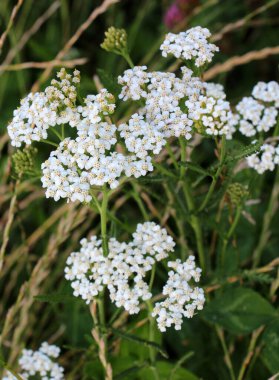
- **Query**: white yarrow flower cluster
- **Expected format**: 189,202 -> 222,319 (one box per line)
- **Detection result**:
2,342 -> 64,380
41,136 -> 153,202
119,113 -> 166,158
118,66 -> 149,100
119,65 -> 237,140
77,89 -> 115,136
186,91 -> 238,139
7,92 -> 57,147
160,26 -> 219,67
237,96 -> 278,137
7,69 -> 80,147
152,256 -> 205,332
252,81 -> 279,107
65,222 -> 175,314
247,143 -> 279,174
118,68 -> 196,141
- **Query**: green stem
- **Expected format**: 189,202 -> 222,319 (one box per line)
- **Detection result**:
41,139 -> 59,147
123,52 -> 134,68
146,300 -> 159,380
199,135 -> 226,212
216,326 -> 236,380
131,183 -> 149,221
61,124 -> 65,140
252,166 -> 279,268
166,142 -> 179,170
101,187 -> 109,257
237,327 -> 264,380
179,138 -> 206,272
50,127 -> 63,141
220,206 -> 242,268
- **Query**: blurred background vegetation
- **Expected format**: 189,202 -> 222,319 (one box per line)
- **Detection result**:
0,1 -> 279,379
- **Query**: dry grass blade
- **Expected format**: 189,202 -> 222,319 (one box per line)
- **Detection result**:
212,0 -> 279,42
204,46 -> 279,80
0,0 -> 24,53
1,205 -> 89,366
1,1 -> 60,69
0,202 -> 70,278
31,0 -> 120,92
0,179 -> 19,272
0,58 -> 88,72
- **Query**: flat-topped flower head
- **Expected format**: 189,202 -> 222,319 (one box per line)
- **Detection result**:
237,82 -> 279,138
41,134 -> 154,202
65,222 -> 175,313
2,342 -> 64,380
160,26 -> 219,67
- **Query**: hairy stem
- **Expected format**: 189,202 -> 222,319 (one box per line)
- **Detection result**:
199,135 -> 226,212
220,205 -> 242,269
101,187 -> 109,257
179,138 -> 206,272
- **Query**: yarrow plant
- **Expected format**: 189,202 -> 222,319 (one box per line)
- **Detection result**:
5,23 -> 279,380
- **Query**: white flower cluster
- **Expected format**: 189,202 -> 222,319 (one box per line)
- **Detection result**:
118,66 -> 148,100
252,81 -> 279,107
7,69 -> 80,147
247,143 -> 279,174
65,222 -> 175,314
41,136 -> 153,202
186,89 -> 238,139
2,342 -> 64,380
152,256 -> 205,332
160,26 -> 219,67
77,89 -> 115,134
237,97 -> 278,137
7,92 -> 56,147
119,113 -> 166,158
118,65 -> 236,140
35,71 -> 156,202
65,222 -> 205,330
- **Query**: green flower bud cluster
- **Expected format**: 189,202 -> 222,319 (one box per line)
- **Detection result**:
227,183 -> 249,206
12,146 -> 38,178
101,27 -> 128,55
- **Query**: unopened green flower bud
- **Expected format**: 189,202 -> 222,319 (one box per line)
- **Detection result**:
101,27 -> 128,55
227,183 -> 249,205
12,146 -> 38,178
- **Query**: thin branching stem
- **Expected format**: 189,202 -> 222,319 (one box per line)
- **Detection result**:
179,138 -> 206,272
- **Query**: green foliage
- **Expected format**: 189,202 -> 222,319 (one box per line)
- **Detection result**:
203,287 -> 277,334
261,320 -> 279,373
1,0 -> 279,379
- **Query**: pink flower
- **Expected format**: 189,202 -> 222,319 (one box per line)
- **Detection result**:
164,3 -> 184,29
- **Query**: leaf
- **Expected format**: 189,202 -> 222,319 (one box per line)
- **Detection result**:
261,320 -> 279,373
202,287 -> 277,334
34,293 -> 75,304
139,361 -> 199,380
137,175 -> 173,184
96,68 -> 121,96
226,140 -> 262,163
111,328 -> 168,358
114,363 -> 148,379
179,161 -> 213,177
